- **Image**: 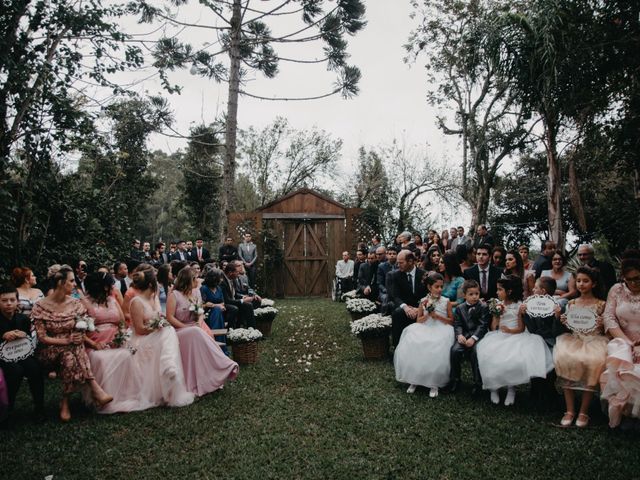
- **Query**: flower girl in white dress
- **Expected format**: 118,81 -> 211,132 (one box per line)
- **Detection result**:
477,275 -> 553,406
394,272 -> 454,397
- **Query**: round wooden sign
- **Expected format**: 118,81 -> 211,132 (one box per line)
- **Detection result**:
525,295 -> 557,317
0,335 -> 36,363
566,307 -> 598,334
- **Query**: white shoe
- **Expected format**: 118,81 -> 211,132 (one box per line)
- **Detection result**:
504,387 -> 516,406
490,390 -> 500,404
407,384 -> 417,394
429,387 -> 438,398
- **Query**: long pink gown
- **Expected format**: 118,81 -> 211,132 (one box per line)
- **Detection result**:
85,296 -> 120,345
87,296 -> 195,413
172,290 -> 238,396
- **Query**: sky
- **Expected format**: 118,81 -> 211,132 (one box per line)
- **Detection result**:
117,1 -> 467,225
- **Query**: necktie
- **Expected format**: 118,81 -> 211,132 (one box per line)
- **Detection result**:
198,248 -> 202,260
120,278 -> 128,296
481,269 -> 487,294
407,273 -> 414,293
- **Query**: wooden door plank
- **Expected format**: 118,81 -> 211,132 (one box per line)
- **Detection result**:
284,260 -> 305,295
306,223 -> 327,256
284,223 -> 304,258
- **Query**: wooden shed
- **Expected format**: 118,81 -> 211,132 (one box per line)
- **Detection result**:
229,188 -> 373,298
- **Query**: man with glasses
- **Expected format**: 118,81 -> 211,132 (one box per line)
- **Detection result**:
577,243 -> 617,294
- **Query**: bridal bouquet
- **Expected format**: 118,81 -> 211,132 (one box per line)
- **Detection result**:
75,314 -> 96,332
350,314 -> 392,339
147,314 -> 169,330
111,321 -> 132,348
488,298 -> 505,317
226,327 -> 263,345
345,298 -> 377,314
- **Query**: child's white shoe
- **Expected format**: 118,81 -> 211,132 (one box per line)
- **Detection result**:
504,387 -> 516,406
407,384 -> 417,394
490,390 -> 500,404
429,387 -> 438,398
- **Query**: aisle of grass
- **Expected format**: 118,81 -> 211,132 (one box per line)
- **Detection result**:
3,298 -> 639,479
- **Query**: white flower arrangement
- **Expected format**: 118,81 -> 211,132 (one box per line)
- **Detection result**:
260,298 -> 275,307
350,314 -> 392,338
227,327 -> 263,344
75,314 -> 96,332
341,290 -> 357,301
254,306 -> 278,318
345,298 -> 377,313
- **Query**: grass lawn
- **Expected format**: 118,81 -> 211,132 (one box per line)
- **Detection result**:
3,298 -> 639,479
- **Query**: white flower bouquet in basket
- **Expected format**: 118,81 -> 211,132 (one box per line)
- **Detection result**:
227,327 -> 264,345
260,298 -> 275,307
350,314 -> 392,339
340,290 -> 357,302
345,298 -> 377,314
254,306 -> 279,321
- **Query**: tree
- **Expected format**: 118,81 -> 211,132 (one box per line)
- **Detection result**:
135,0 -> 366,238
238,117 -> 342,205
406,0 -> 533,229
181,124 -> 225,241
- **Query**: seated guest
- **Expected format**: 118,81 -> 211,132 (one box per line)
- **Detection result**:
113,261 -> 130,302
81,272 -> 124,348
336,251 -> 355,293
200,269 -> 226,331
441,252 -> 464,306
541,250 -> 576,306
121,263 -> 156,325
449,280 -> 489,394
456,243 -> 475,273
377,247 -> 397,306
357,251 -> 379,301
221,262 -> 256,328
157,264 -> 174,315
503,249 -> 535,299
421,245 -> 441,273
352,249 -> 366,287
397,231 -> 417,253
491,246 -> 506,270
463,244 -> 502,301
0,283 -> 44,425
166,267 -> 239,396
600,252 -> 640,428
533,240 -> 555,278
89,268 -> 195,413
233,262 -> 262,308
577,243 -> 617,295
31,266 -> 112,421
12,267 -> 44,317
477,275 -> 553,406
390,250 -> 427,347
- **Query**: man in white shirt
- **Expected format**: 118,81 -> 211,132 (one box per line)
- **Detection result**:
335,251 -> 354,292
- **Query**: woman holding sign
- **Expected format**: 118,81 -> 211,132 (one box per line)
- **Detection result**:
600,252 -> 640,428
554,266 -> 608,428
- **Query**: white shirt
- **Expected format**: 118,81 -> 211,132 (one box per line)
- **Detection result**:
335,259 -> 354,278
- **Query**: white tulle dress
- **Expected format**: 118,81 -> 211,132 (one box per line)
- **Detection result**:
87,296 -> 195,413
477,302 -> 553,390
394,296 -> 454,388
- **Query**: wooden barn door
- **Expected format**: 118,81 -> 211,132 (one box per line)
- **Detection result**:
283,221 -> 329,296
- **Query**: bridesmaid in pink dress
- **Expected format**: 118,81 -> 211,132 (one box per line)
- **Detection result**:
82,272 -> 124,347
166,267 -> 238,396
88,269 -> 195,413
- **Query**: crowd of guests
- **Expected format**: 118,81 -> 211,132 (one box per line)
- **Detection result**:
337,225 -> 640,429
0,235 -> 264,427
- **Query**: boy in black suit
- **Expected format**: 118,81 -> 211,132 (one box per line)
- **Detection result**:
449,279 -> 490,394
0,284 -> 44,426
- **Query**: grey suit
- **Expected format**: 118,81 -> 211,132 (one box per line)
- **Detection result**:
238,241 -> 258,288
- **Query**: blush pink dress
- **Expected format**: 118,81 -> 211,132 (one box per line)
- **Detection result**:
85,296 -> 121,345
87,296 -> 195,413
172,290 -> 238,396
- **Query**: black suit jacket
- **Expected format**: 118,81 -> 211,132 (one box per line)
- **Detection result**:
221,275 -> 242,307
192,247 -> 210,262
390,268 -> 427,308
453,302 -> 490,340
463,264 -> 502,300
170,250 -> 189,262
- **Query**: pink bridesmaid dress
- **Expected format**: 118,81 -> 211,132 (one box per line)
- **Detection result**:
172,289 -> 238,396
85,296 -> 121,345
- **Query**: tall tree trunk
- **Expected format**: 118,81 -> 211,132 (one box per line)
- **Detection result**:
222,0 -> 242,242
544,116 -> 564,249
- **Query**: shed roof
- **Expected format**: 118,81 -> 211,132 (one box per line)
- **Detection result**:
255,188 -> 347,216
